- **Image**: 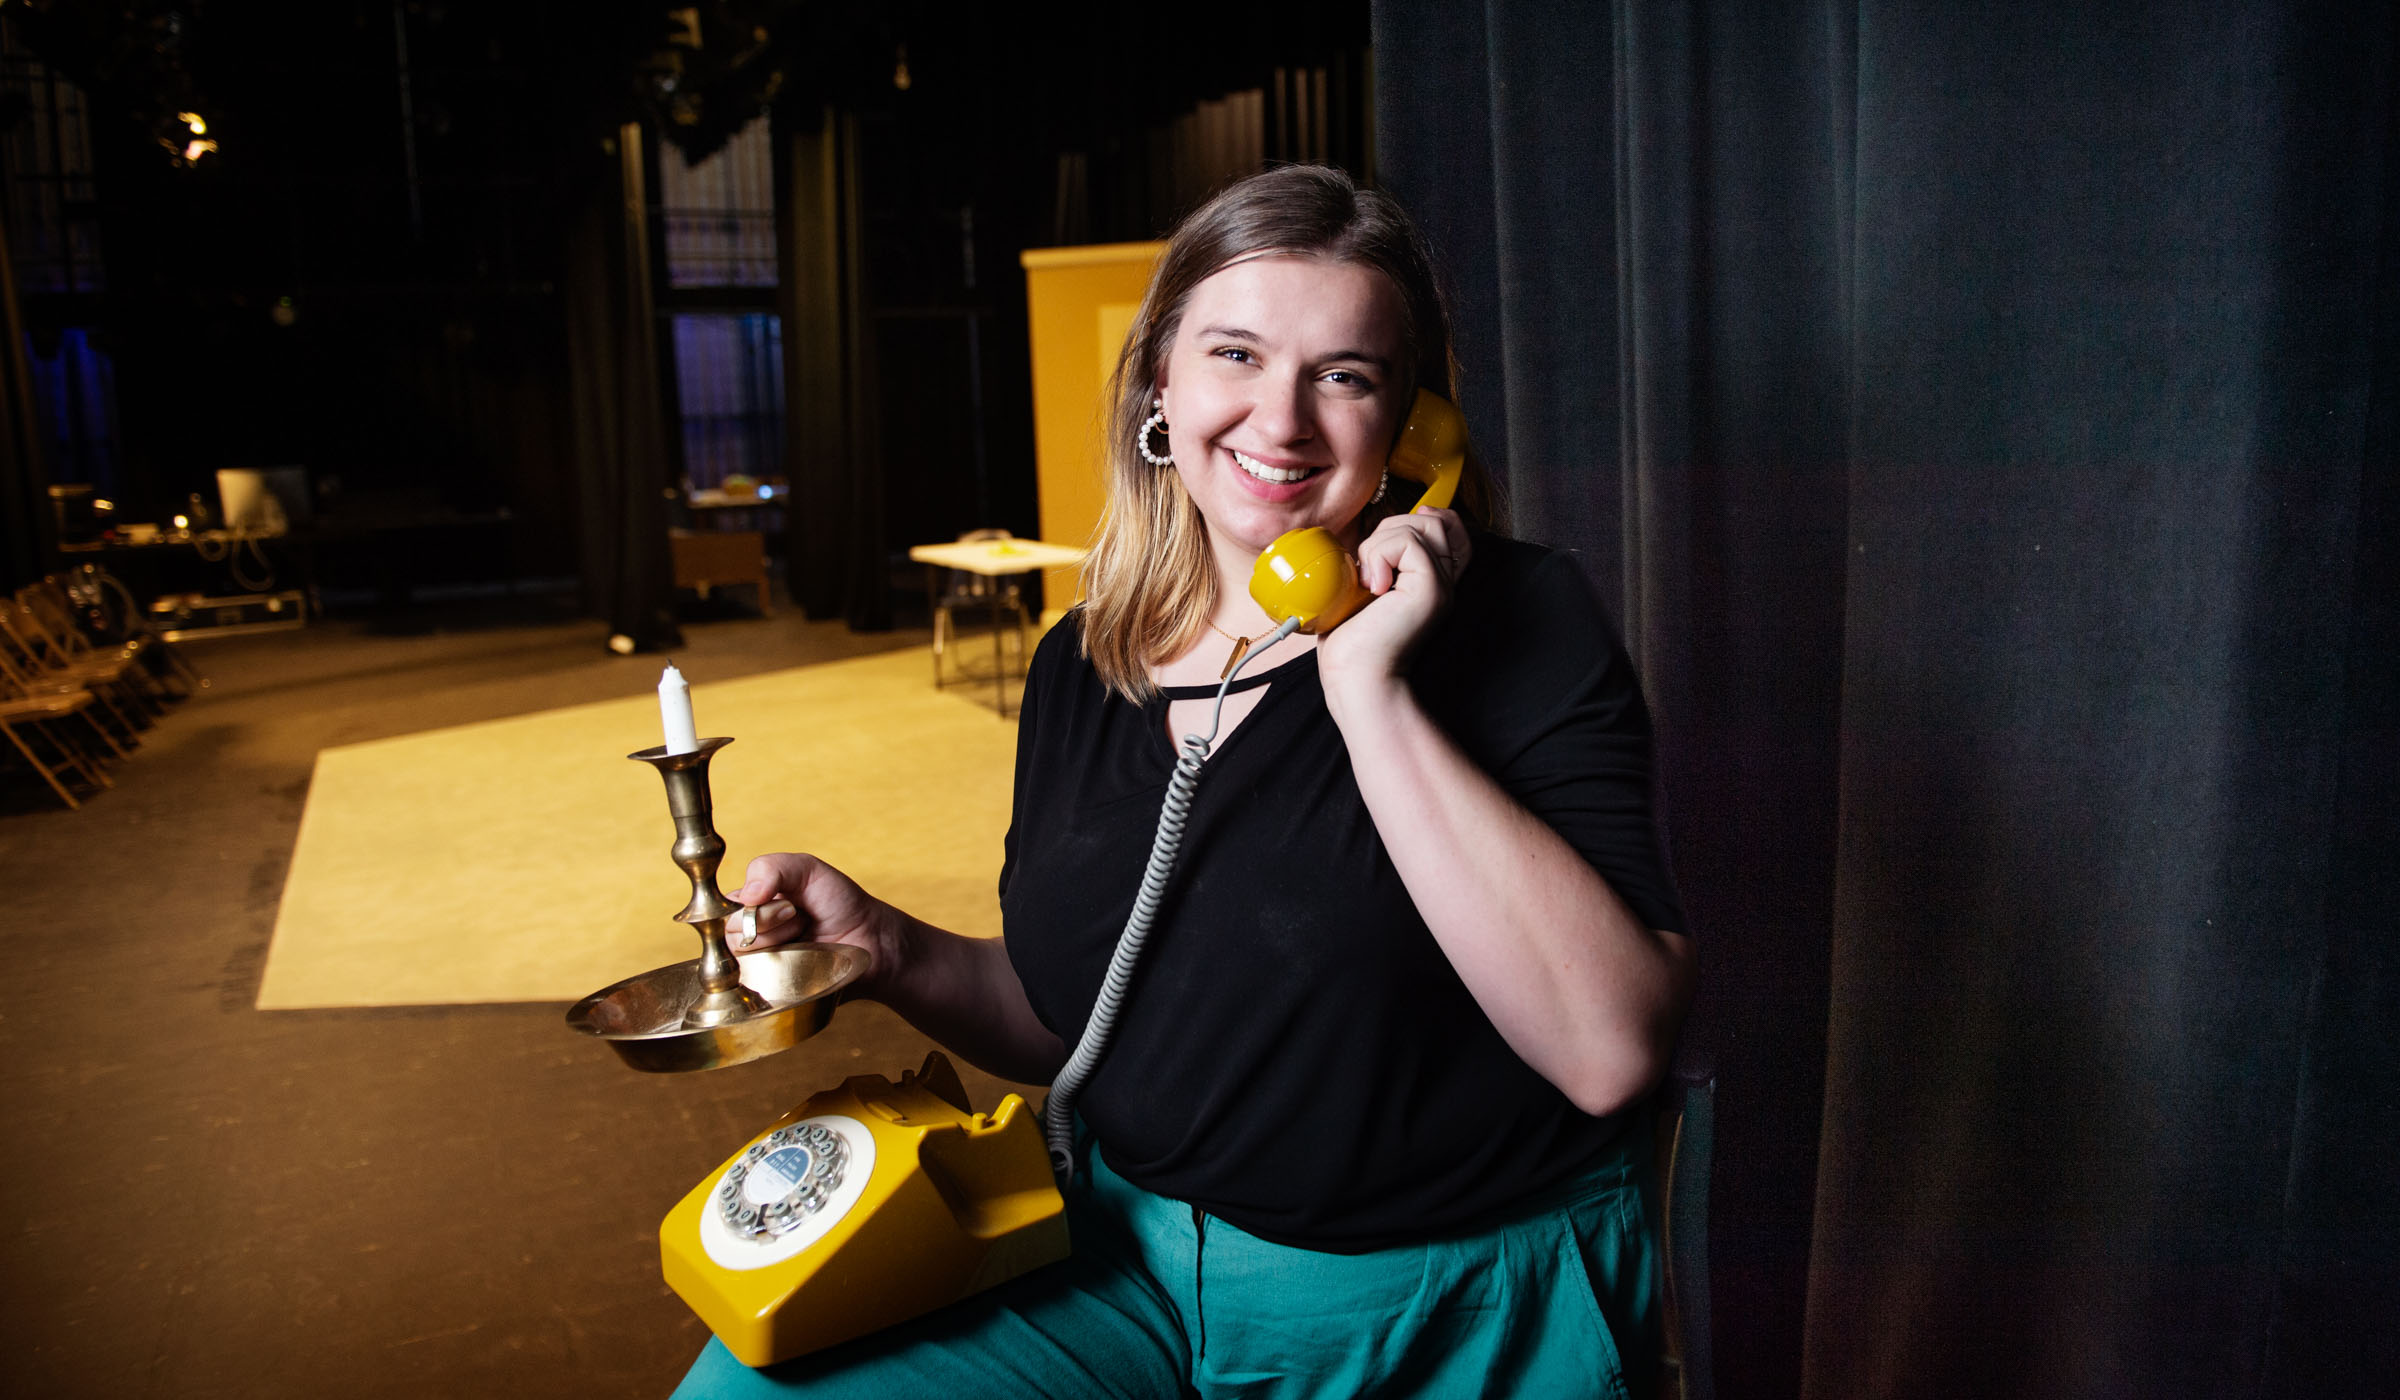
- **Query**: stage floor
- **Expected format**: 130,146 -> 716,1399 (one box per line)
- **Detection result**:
0,602 -> 1043,1400
259,646 -> 1018,1010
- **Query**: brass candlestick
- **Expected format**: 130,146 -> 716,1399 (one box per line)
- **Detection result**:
635,737 -> 763,1028
566,733 -> 872,1073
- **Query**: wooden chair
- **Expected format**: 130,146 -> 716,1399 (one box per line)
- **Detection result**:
0,638 -> 134,760
0,600 -> 151,748
670,529 -> 772,615
53,564 -> 203,697
1657,1056 -> 1717,1400
0,678 -> 112,809
15,581 -> 172,712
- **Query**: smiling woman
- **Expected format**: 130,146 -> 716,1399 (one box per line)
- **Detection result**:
1158,255 -> 1402,561
678,167 -> 1692,1400
1077,166 -> 1498,703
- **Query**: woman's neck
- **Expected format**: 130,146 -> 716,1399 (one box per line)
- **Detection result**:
1149,547 -> 1315,690
1204,538 -> 1290,639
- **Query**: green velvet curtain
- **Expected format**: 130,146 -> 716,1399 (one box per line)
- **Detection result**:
1375,2 -> 2397,1396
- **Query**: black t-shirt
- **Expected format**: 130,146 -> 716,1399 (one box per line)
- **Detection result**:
1000,532 -> 1686,1252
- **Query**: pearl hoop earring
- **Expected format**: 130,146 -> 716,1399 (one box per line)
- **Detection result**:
1136,402 -> 1174,468
1371,469 -> 1390,505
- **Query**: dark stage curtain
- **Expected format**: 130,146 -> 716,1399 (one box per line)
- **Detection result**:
0,211 -> 56,592
1376,2 -> 2397,1397
564,122 -> 680,652
775,107 -> 890,632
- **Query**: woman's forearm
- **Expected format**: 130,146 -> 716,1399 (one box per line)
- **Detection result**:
870,908 -> 1068,1087
1328,678 -> 1694,1116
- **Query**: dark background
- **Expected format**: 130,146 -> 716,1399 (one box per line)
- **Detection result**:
4,2 -> 2394,1397
1380,1 -> 2396,1397
0,1 -> 1372,628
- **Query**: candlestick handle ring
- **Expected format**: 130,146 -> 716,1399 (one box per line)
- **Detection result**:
630,736 -> 767,1028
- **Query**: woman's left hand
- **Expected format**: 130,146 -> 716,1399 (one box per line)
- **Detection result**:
1317,505 -> 1472,711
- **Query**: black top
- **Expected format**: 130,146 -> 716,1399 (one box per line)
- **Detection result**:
1000,533 -> 1686,1252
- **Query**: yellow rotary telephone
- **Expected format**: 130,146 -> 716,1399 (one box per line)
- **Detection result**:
660,1053 -> 1068,1367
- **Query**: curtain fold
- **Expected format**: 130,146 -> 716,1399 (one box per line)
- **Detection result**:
564,122 -> 680,652
1808,6 -> 2394,1396
0,210 -> 56,592
1380,5 -> 1849,1395
1376,1 -> 2397,1395
775,106 -> 889,632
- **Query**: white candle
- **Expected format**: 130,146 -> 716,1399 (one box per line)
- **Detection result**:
658,664 -> 699,755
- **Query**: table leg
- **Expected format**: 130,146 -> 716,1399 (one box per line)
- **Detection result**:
990,591 -> 1005,717
926,565 -> 943,688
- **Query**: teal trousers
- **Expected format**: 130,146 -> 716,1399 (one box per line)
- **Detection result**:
671,1125 -> 1660,1399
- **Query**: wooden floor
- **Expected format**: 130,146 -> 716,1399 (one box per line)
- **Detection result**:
0,595 -> 1039,1399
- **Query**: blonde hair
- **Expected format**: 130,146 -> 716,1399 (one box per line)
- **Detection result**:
1078,166 -> 1496,701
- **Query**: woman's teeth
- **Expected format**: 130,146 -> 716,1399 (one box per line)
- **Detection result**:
1232,449 -> 1317,485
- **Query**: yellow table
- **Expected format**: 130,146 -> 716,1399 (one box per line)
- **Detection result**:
906,539 -> 1087,716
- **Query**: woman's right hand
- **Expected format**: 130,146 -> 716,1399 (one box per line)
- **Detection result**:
728,852 -> 905,1002
729,853 -> 1065,1085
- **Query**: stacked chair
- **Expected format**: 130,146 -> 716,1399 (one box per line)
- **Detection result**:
0,567 -> 200,810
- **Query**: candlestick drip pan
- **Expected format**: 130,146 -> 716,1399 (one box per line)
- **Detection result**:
567,943 -> 873,1074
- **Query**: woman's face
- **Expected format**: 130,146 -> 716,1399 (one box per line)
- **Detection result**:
1154,254 -> 1409,564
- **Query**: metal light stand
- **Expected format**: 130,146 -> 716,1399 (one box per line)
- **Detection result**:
566,735 -> 871,1073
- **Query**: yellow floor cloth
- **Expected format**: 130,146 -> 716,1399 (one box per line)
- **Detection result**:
256,647 -> 1020,1009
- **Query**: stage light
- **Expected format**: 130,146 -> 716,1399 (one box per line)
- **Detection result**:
894,44 -> 911,91
185,138 -> 217,163
179,112 -> 207,135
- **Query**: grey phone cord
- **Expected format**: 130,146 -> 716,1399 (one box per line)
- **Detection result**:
1042,616 -> 1304,1180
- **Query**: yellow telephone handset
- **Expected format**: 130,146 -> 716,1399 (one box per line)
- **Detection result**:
1249,388 -> 1470,633
1386,386 -> 1469,514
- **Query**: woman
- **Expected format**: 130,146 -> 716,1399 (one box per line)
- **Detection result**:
676,165 -> 1693,1399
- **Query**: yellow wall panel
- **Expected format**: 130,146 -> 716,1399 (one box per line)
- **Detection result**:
1020,242 -> 1164,616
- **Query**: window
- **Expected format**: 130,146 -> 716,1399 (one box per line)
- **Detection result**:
660,117 -> 775,289
658,118 -> 781,493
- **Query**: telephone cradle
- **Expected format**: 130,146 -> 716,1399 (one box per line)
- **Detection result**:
662,1052 -> 1071,1367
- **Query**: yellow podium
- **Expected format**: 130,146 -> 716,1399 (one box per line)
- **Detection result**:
1019,241 -> 1164,617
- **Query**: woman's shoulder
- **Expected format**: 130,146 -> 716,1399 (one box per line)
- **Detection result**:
1415,531 -> 1643,751
1036,605 -> 1087,651
1023,607 -> 1111,708
1444,530 -> 1619,649
1025,608 -> 1089,681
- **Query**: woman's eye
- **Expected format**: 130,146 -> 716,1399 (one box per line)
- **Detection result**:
1321,368 -> 1375,391
1213,346 -> 1255,364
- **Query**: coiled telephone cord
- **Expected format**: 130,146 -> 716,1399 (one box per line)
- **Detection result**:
1042,615 -> 1304,1180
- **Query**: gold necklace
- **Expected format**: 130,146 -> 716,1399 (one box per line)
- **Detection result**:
1204,617 -> 1256,680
